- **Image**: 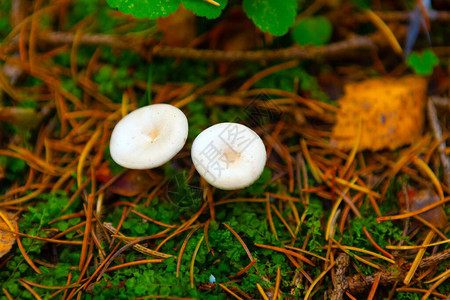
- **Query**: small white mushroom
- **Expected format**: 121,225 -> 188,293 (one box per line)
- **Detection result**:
110,104 -> 188,169
191,122 -> 266,190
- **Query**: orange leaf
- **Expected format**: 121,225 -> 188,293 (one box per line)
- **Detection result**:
0,210 -> 17,259
331,76 -> 427,151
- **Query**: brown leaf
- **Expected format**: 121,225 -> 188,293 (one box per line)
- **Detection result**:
0,210 -> 18,259
398,188 -> 447,228
109,170 -> 154,197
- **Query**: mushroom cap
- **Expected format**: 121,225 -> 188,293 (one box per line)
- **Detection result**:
110,104 -> 188,169
191,122 -> 266,190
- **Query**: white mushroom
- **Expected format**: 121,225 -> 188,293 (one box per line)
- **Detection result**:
191,122 -> 266,190
110,104 -> 188,169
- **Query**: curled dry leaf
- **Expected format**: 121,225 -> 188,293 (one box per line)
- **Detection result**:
331,75 -> 427,151
0,210 -> 18,259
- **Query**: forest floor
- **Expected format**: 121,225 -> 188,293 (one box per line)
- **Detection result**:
0,0 -> 449,299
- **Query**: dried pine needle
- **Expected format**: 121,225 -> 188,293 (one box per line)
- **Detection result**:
190,236 -> 204,288
203,0 -> 220,7
377,197 -> 450,222
304,261 -> 335,300
425,268 -> 450,284
404,230 -> 435,285
223,223 -> 254,262
256,283 -> 269,300
273,267 -> 281,300
219,284 -> 243,300
386,238 -> 450,250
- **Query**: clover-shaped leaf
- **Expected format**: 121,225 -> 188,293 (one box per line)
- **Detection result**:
406,49 -> 439,76
243,0 -> 297,36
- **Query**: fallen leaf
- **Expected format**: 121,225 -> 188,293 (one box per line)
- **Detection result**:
331,75 -> 427,151
0,210 -> 18,259
95,162 -> 114,183
109,170 -> 155,197
157,6 -> 196,47
398,188 -> 447,228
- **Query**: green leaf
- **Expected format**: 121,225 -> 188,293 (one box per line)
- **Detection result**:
182,0 -> 227,19
292,16 -> 332,46
105,0 -> 181,19
106,0 -> 226,19
406,49 -> 439,76
243,0 -> 297,36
